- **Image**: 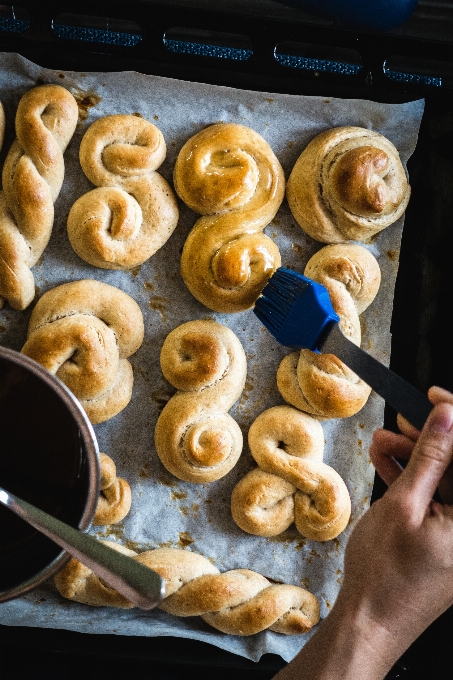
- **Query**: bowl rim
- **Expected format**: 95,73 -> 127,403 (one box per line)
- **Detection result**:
0,345 -> 100,602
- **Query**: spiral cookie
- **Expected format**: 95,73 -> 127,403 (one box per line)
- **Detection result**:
67,114 -> 179,269
21,280 -> 144,424
0,85 -> 78,310
277,244 -> 381,419
231,406 -> 351,541
286,126 -> 410,243
54,542 -> 320,635
93,453 -> 132,526
154,320 -> 247,483
175,123 -> 285,313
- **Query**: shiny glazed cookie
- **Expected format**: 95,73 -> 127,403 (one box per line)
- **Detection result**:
277,244 -> 381,419
175,122 -> 285,313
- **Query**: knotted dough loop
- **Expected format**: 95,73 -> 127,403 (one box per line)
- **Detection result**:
154,320 -> 246,483
93,453 -> 132,526
175,123 -> 285,312
286,126 -> 410,243
54,543 -> 320,636
67,114 -> 179,269
21,279 -> 144,424
231,406 -> 351,541
277,244 -> 381,419
0,85 -> 78,310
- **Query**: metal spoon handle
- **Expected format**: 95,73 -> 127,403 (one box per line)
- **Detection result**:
0,487 -> 165,610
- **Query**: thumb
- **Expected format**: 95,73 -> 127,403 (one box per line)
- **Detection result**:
396,402 -> 453,510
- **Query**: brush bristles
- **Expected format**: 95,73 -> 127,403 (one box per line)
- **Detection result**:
255,268 -> 309,336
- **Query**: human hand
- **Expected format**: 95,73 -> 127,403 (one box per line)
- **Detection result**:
342,392 -> 453,661
275,389 -> 453,680
372,385 -> 453,504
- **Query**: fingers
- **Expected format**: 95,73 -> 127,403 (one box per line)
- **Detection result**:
370,429 -> 414,486
396,402 -> 453,512
396,413 -> 420,442
396,387 -> 453,441
428,385 -> 453,406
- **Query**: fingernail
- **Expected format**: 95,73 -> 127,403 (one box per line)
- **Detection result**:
427,405 -> 453,434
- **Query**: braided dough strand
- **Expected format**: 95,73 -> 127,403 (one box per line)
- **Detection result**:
21,280 -> 144,424
0,85 -> 78,309
176,123 -> 284,312
231,406 -> 351,541
286,126 -> 410,243
155,320 -> 246,483
67,114 -> 179,269
277,244 -> 381,419
54,543 -> 320,636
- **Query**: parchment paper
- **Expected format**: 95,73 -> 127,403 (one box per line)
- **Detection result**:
0,53 -> 424,662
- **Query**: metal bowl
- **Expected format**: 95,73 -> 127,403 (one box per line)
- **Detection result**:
0,345 -> 100,602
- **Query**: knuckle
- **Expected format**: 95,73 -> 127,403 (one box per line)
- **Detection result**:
417,439 -> 450,466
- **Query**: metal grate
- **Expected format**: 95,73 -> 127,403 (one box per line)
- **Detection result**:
163,39 -> 252,60
52,23 -> 141,46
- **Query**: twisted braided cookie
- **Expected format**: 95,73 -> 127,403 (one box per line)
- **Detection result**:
0,85 -> 78,309
175,123 -> 285,313
93,453 -> 132,526
155,320 -> 246,483
231,406 -> 351,541
67,114 -> 179,269
277,244 -> 381,419
286,126 -> 410,243
21,280 -> 144,424
54,542 -> 320,636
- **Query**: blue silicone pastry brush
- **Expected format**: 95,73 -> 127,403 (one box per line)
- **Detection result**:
254,267 -> 432,430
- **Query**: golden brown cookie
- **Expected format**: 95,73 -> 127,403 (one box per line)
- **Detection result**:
286,126 -> 410,243
93,453 -> 132,526
154,320 -> 246,483
175,122 -> 284,312
277,244 -> 381,419
231,406 -> 351,541
21,279 -> 144,424
0,85 -> 78,310
67,114 -> 179,269
54,542 -> 320,636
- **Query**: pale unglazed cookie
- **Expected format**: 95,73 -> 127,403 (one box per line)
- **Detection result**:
277,244 -> 381,419
175,123 -> 285,313
54,542 -> 320,636
154,320 -> 247,483
93,453 -> 132,526
21,279 -> 144,424
0,85 -> 78,310
286,126 -> 410,243
231,406 -> 351,541
67,114 -> 179,269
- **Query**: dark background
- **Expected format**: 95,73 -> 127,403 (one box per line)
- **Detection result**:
1,1 -> 452,678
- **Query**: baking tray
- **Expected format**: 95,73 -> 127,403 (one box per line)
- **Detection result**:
0,1 -> 452,678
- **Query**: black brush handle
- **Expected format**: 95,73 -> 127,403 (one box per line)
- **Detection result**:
322,324 -> 432,430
